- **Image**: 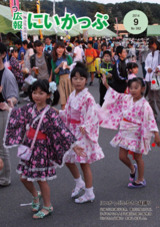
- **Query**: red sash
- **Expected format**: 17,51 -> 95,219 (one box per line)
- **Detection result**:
68,119 -> 81,124
27,127 -> 47,140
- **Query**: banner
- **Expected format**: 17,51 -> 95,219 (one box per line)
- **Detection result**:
22,14 -> 28,41
10,0 -> 19,16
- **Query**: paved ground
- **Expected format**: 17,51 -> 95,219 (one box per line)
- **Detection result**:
1,63 -> 160,227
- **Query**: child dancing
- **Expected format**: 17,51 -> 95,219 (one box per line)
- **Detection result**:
1,79 -> 85,219
99,75 -> 160,188
55,62 -> 104,203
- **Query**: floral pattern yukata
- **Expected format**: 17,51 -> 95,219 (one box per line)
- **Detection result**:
10,56 -> 23,85
99,87 -> 158,155
59,88 -> 104,163
4,103 -> 76,181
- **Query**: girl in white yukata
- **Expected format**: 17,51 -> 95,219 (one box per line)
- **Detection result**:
54,62 -> 104,203
99,75 -> 160,188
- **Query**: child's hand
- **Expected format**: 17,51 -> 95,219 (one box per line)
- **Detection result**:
73,146 -> 87,157
59,62 -> 64,68
0,102 -> 10,111
101,73 -> 109,89
79,127 -> 86,135
32,67 -> 37,73
0,86 -> 3,93
0,158 -> 4,171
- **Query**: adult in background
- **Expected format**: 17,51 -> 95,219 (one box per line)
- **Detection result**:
14,39 -> 26,61
111,46 -> 128,93
23,42 -> 34,74
51,41 -> 73,110
145,37 -> 160,119
20,42 -> 34,99
139,39 -> 149,78
0,42 -> 19,186
73,40 -> 83,63
127,42 -> 136,62
30,40 -> 52,81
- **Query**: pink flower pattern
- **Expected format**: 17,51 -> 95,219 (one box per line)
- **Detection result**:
59,88 -> 104,163
4,103 -> 76,181
98,87 -> 158,155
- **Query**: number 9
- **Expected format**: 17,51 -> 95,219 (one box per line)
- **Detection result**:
134,18 -> 138,25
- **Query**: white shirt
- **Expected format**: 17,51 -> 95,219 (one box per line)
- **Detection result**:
145,50 -> 159,82
73,45 -> 83,62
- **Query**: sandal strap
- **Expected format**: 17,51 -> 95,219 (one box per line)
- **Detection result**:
43,205 -> 53,212
33,206 -> 53,219
34,210 -> 46,218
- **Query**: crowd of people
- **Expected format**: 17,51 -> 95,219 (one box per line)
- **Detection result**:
0,35 -> 160,220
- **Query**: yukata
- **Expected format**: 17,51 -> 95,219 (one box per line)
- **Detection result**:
10,56 -> 23,86
59,88 -> 104,163
3,103 -> 76,181
99,87 -> 158,155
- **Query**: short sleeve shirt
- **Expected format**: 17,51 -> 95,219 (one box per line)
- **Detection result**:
18,47 -> 26,60
85,48 -> 97,64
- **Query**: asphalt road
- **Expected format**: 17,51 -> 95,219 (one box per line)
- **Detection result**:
1,64 -> 160,227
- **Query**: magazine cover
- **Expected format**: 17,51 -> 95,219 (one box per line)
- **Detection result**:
0,0 -> 160,226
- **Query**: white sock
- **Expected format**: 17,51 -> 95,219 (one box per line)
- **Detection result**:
74,175 -> 84,187
85,187 -> 94,197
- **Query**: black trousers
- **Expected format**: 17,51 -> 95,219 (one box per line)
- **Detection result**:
99,81 -> 107,106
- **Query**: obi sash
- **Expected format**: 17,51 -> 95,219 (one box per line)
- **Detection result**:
27,127 -> 47,140
68,119 -> 81,124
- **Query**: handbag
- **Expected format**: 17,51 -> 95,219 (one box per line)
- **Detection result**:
17,105 -> 50,161
151,51 -> 160,90
151,72 -> 160,91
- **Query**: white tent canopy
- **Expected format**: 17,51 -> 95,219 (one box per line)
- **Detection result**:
0,4 -> 117,38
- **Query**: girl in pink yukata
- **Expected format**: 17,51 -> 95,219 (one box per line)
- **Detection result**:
54,62 -> 104,203
0,79 -> 85,219
99,75 -> 160,188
